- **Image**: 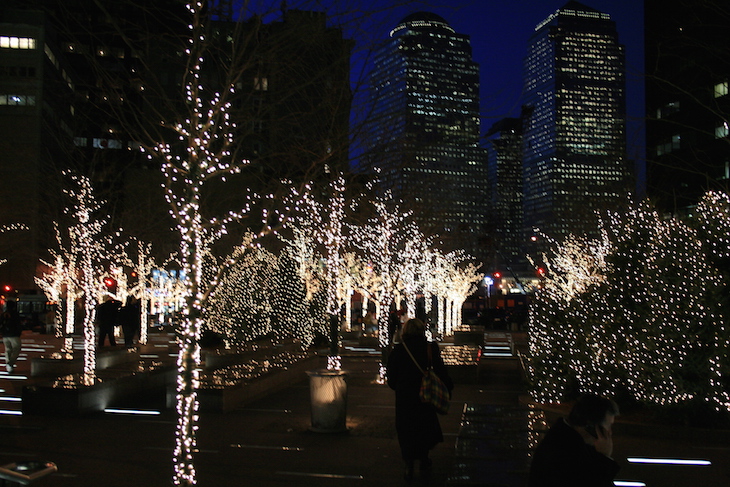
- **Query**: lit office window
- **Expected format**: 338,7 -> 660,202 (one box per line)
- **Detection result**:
254,77 -> 268,91
714,81 -> 728,98
716,121 -> 729,139
92,138 -> 123,149
0,94 -> 36,106
0,36 -> 36,49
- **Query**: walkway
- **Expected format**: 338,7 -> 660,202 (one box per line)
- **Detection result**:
1,330 -> 729,486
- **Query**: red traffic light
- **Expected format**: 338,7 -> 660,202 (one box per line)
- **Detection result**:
2,284 -> 12,293
103,277 -> 116,288
493,272 -> 502,279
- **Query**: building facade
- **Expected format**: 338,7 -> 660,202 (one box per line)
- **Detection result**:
0,1 -> 352,291
361,12 -> 488,261
644,0 -> 730,216
485,117 -> 525,272
522,1 -> 630,240
0,8 -> 74,289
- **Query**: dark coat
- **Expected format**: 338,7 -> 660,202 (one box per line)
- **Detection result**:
96,299 -> 121,328
528,418 -> 620,487
386,335 -> 454,461
0,308 -> 22,337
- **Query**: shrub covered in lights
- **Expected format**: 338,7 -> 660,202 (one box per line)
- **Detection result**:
528,192 -> 730,415
206,246 -> 277,345
270,244 -> 329,348
205,236 -> 329,350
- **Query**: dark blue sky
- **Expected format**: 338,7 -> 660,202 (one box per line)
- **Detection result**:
240,0 -> 645,161
345,0 -> 645,162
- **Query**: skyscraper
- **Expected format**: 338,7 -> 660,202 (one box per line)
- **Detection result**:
361,12 -> 488,260
0,1 -> 352,291
485,117 -> 525,271
0,8 -> 73,288
644,0 -> 730,216
522,1 -> 630,240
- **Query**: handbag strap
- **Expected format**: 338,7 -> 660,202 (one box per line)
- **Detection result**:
402,340 -> 429,377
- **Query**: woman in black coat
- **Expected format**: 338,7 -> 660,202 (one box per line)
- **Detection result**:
386,318 -> 454,481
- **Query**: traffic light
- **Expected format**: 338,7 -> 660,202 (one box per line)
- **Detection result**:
493,271 -> 502,279
2,284 -> 12,293
103,277 -> 117,293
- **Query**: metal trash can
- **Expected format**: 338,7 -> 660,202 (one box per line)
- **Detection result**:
306,369 -> 348,433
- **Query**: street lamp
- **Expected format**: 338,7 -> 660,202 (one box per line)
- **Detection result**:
483,275 -> 494,309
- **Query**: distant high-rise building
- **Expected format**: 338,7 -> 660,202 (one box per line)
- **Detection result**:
0,1 -> 352,291
644,0 -> 730,216
485,117 -> 524,271
0,8 -> 72,288
361,12 -> 488,261
522,1 -> 630,240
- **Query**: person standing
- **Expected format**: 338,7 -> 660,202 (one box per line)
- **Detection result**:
96,297 -> 121,348
529,394 -> 620,487
386,318 -> 453,482
119,296 -> 141,348
1,300 -> 23,373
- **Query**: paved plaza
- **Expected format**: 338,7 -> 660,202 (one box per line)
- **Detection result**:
1,330 -> 729,486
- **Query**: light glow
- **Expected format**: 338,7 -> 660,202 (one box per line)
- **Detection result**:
626,457 -> 711,466
104,408 -> 162,416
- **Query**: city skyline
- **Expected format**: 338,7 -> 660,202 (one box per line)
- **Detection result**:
332,0 -> 645,163
359,11 -> 490,261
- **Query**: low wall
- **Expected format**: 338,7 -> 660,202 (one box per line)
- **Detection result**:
22,365 -> 176,416
186,355 -> 320,412
31,348 -> 141,377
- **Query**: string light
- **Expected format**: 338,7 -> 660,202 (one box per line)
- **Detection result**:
139,3 -> 262,483
348,192 -> 482,377
527,193 -> 730,412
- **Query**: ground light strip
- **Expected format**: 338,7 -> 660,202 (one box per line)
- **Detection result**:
0,374 -> 28,380
276,471 -> 363,480
0,409 -> 22,416
231,444 -> 303,451
614,481 -> 646,486
104,408 -> 161,416
627,457 -> 711,466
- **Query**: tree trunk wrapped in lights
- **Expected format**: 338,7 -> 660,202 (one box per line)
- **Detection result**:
142,3 -> 276,481
57,172 -> 112,384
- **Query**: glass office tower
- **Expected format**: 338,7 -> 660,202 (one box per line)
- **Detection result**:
362,12 -> 488,259
522,1 -> 629,239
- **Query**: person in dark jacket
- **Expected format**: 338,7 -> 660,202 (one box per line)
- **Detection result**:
119,296 -> 141,348
529,394 -> 620,487
386,318 -> 454,482
96,298 -> 121,347
1,300 -> 23,373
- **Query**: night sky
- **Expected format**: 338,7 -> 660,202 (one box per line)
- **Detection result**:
244,0 -> 645,161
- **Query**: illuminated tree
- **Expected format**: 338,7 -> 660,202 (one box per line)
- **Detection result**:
56,172 -> 115,384
283,175 -> 350,365
528,194 -> 730,418
35,252 -> 68,339
122,239 -> 160,345
442,255 -> 482,336
139,3 -> 260,483
349,196 -> 415,346
206,236 -> 277,346
271,228 -> 329,349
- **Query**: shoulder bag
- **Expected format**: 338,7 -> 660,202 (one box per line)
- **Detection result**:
402,340 -> 450,414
